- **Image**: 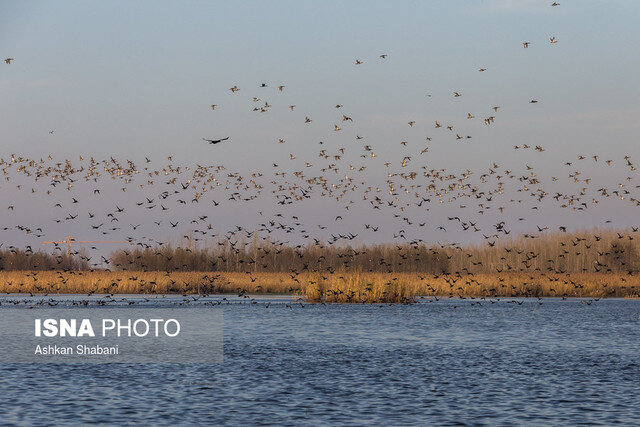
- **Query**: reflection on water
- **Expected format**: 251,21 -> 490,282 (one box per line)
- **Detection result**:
0,296 -> 638,425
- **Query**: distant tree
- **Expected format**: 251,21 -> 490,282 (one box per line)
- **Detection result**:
605,241 -> 640,272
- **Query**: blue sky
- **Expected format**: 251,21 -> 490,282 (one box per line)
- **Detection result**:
1,0 -> 640,248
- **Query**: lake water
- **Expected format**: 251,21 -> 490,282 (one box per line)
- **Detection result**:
0,296 -> 638,425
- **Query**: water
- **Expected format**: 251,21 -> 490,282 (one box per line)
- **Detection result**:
0,296 -> 638,425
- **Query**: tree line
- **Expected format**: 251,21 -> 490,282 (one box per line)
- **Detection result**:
2,228 -> 638,274
0,248 -> 90,271
109,228 -> 640,274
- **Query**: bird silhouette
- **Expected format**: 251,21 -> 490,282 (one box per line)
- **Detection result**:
202,137 -> 229,145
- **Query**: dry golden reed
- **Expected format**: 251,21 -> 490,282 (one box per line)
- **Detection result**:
0,270 -> 638,303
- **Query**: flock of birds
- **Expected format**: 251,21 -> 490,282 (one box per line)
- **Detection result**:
2,1 -> 639,307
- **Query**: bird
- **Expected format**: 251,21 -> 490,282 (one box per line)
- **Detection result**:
202,137 -> 229,145
4,58 -> 13,64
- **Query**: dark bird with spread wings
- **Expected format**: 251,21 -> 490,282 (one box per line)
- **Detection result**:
202,137 -> 230,145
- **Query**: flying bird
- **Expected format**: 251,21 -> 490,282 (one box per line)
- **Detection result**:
202,137 -> 229,145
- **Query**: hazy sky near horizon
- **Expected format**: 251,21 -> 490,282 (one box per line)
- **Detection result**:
1,0 -> 640,250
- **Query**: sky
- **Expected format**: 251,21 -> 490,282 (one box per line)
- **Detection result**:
1,0 -> 640,253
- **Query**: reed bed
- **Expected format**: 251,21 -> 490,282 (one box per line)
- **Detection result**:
0,271 -> 638,302
0,271 -> 297,295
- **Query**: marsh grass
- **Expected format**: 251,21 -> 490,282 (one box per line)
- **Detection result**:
0,271 -> 638,302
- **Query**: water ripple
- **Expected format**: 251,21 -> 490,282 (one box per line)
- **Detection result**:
0,298 -> 638,425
